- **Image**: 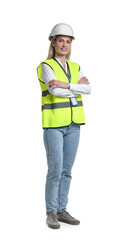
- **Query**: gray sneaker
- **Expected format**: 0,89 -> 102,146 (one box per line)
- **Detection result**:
46,213 -> 60,229
57,210 -> 80,225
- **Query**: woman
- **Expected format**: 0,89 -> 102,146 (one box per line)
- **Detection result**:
37,23 -> 91,229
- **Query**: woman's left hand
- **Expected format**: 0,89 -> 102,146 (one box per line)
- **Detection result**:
49,79 -> 70,89
78,77 -> 90,84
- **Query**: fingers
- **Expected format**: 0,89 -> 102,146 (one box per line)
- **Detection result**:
49,79 -> 56,84
78,77 -> 90,84
49,79 -> 58,88
81,77 -> 89,83
82,79 -> 89,84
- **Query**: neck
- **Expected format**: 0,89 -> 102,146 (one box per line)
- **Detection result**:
54,54 -> 66,65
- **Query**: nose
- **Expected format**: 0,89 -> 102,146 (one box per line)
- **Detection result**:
62,41 -> 67,47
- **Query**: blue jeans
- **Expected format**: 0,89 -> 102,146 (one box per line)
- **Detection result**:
43,122 -> 80,213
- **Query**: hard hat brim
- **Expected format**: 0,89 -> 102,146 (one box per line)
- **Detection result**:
49,34 -> 75,41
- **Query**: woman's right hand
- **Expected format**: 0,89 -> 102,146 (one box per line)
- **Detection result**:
78,77 -> 90,84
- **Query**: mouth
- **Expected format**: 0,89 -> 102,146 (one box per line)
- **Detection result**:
60,48 -> 68,51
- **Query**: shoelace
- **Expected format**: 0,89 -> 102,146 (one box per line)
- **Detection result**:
49,214 -> 58,222
60,210 -> 74,219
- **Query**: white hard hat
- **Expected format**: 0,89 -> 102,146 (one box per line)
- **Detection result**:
49,23 -> 75,41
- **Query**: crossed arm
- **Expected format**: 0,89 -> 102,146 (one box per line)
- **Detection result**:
48,77 -> 90,89
41,63 -> 91,97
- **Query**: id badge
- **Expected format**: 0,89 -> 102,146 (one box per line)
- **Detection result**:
70,97 -> 78,106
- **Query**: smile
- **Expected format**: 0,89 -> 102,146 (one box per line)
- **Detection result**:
60,48 -> 67,51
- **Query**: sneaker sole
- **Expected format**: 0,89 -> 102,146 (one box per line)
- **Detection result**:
47,222 -> 60,229
58,219 -> 80,225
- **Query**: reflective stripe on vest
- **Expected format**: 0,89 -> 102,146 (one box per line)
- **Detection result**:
42,100 -> 83,110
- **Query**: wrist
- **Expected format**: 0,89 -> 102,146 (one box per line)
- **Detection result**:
67,83 -> 70,89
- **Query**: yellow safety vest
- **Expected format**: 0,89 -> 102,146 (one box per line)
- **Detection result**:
37,58 -> 85,128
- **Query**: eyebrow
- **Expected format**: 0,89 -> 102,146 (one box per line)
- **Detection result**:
58,38 -> 71,41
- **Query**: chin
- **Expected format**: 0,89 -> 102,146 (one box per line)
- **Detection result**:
59,53 -> 67,56
61,51 -> 69,55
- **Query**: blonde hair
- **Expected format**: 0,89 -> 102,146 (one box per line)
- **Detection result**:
47,36 -> 72,60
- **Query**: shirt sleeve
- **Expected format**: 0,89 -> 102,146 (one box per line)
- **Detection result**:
69,66 -> 91,94
41,64 -> 78,98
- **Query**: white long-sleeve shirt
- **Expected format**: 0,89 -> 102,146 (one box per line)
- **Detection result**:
41,57 -> 91,98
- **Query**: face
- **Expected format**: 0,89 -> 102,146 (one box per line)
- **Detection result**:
52,35 -> 72,57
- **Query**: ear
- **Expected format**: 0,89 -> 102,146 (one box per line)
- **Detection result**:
51,39 -> 55,47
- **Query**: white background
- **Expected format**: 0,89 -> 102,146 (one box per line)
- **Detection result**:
0,0 -> 127,239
